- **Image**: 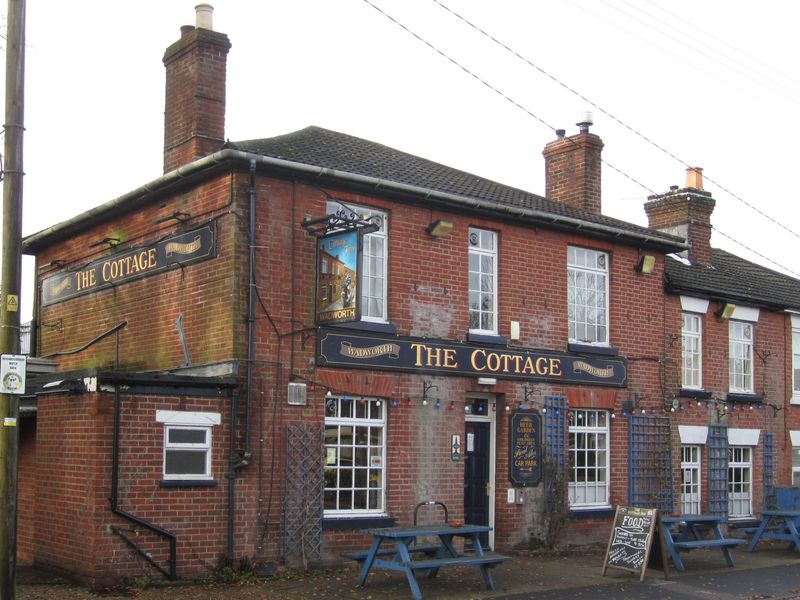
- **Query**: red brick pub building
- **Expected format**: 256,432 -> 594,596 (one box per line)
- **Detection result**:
17,7 -> 800,588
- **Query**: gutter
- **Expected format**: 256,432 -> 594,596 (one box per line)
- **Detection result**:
22,150 -> 687,254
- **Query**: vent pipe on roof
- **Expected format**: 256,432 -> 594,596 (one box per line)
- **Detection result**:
195,4 -> 214,30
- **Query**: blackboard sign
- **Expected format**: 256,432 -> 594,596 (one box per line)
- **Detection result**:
508,410 -> 542,487
601,506 -> 668,581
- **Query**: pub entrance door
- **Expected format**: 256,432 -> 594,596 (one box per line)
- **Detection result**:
464,395 -> 496,549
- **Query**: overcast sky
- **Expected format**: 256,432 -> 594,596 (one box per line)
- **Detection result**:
10,0 -> 800,319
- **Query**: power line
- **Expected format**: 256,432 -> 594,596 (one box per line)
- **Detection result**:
424,0 -> 800,262
359,0 -> 657,195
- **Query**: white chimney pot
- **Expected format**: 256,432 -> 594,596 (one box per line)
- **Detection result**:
195,4 -> 214,30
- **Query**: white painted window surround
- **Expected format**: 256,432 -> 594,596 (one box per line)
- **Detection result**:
679,425 -> 708,445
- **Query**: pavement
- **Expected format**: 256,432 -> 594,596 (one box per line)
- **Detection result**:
257,541 -> 800,600
16,541 -> 800,599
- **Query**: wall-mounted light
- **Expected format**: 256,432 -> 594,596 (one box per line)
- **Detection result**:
477,377 -> 496,386
427,219 -> 453,237
717,303 -> 736,319
636,255 -> 656,274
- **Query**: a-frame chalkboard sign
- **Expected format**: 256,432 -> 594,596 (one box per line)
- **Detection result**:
601,506 -> 669,581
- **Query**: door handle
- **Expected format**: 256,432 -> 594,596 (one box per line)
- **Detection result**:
485,482 -> 493,497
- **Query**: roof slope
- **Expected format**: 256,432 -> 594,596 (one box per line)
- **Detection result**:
226,126 -> 682,246
666,248 -> 800,311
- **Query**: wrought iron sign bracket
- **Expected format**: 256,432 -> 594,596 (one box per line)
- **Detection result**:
302,198 -> 379,238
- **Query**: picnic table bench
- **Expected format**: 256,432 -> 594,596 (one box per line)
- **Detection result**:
351,523 -> 510,600
661,514 -> 746,571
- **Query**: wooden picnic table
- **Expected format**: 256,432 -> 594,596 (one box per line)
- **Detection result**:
353,523 -> 509,600
747,510 -> 800,552
661,514 -> 746,571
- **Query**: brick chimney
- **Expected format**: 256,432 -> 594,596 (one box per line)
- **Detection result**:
543,112 -> 604,214
162,4 -> 231,173
644,167 -> 716,266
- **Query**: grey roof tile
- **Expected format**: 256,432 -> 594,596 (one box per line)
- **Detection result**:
226,126 -> 682,246
665,248 -> 800,311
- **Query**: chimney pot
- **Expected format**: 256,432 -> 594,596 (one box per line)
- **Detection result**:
669,185 -> 679,191
685,166 -> 704,190
556,129 -> 566,139
577,111 -> 593,133
195,3 -> 214,30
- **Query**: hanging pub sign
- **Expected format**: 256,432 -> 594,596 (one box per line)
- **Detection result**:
509,410 -> 542,487
316,229 -> 360,325
317,329 -> 628,386
41,224 -> 216,306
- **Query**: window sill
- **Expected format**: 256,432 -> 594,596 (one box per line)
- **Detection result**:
726,393 -> 763,405
567,343 -> 618,357
330,321 -> 397,335
569,507 -> 614,520
467,332 -> 508,346
159,479 -> 217,488
322,515 -> 395,530
680,389 -> 712,400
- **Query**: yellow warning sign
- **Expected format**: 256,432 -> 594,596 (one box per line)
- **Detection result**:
5,295 -> 18,312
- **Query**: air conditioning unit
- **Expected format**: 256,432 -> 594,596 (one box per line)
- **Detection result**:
287,382 -> 307,406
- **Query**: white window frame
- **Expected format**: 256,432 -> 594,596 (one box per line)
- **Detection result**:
324,395 -> 387,516
155,410 -> 221,480
793,446 -> 800,486
792,315 -> 800,404
729,321 -> 754,393
568,408 -> 610,509
682,312 -> 703,389
680,445 -> 702,514
728,446 -> 753,518
567,247 -> 609,346
468,228 -> 498,334
327,201 -> 388,322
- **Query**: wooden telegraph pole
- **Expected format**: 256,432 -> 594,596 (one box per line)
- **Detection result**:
0,0 -> 26,597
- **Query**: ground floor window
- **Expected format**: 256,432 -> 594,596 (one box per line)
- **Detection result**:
568,409 -> 609,508
681,445 -> 701,514
728,446 -> 752,518
793,446 -> 800,486
155,410 -> 221,480
324,394 -> 386,515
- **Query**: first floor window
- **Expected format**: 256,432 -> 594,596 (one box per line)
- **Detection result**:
728,446 -> 752,518
568,409 -> 609,508
567,247 -> 609,345
729,321 -> 754,393
680,445 -> 701,514
468,227 -> 498,333
682,313 -> 702,389
156,410 -> 221,480
324,395 -> 386,515
793,325 -> 800,402
793,446 -> 800,486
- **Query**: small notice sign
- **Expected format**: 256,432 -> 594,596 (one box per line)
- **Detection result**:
602,506 -> 668,581
0,354 -> 26,395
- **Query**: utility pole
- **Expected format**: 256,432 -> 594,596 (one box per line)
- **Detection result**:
0,0 -> 26,597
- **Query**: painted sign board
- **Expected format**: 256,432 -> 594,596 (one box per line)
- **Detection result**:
601,506 -> 668,581
41,224 -> 216,306
509,410 -> 542,486
316,230 -> 360,325
317,329 -> 627,386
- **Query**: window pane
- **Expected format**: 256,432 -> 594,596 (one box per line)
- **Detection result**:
165,450 -> 207,475
168,428 -> 206,444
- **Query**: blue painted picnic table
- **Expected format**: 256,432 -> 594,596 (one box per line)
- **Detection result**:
747,510 -> 800,552
354,523 -> 509,600
661,514 -> 746,571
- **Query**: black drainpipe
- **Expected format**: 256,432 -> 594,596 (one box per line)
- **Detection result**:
227,159 -> 257,563
107,324 -> 177,580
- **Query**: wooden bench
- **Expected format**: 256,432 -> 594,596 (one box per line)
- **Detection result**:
409,553 -> 509,571
343,543 -> 443,562
672,538 -> 746,550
